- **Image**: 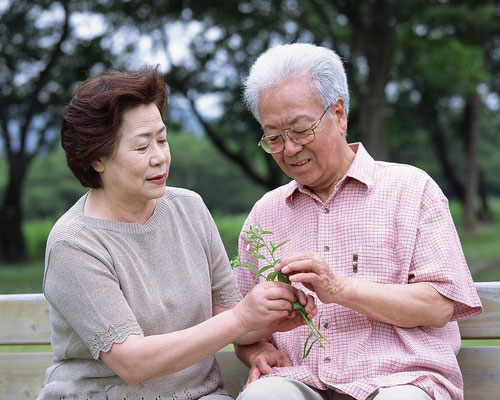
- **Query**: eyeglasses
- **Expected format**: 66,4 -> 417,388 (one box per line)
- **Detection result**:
258,104 -> 332,154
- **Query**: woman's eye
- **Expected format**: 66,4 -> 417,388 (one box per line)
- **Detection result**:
137,145 -> 148,151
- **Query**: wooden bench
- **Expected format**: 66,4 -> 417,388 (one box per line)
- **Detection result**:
0,282 -> 498,400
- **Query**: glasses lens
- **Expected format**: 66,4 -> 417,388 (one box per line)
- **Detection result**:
260,133 -> 282,153
290,128 -> 315,145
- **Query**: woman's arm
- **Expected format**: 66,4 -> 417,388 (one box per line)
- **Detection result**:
100,281 -> 297,385
214,287 -> 317,345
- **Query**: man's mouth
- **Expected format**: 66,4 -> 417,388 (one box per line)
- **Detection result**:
291,159 -> 310,167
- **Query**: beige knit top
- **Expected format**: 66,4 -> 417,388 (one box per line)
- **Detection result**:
39,187 -> 241,400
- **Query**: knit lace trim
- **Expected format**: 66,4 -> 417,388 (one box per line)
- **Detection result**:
87,318 -> 142,359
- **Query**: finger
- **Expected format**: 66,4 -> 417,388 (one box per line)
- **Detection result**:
281,260 -> 317,276
265,285 -> 296,303
276,251 -> 312,270
280,354 -> 293,367
256,357 -> 274,375
304,294 -> 316,312
288,272 -> 321,285
296,289 -> 307,306
267,299 -> 294,312
245,366 -> 262,388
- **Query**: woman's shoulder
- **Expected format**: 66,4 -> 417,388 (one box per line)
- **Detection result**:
163,186 -> 203,202
161,186 -> 207,212
46,194 -> 91,249
160,186 -> 213,226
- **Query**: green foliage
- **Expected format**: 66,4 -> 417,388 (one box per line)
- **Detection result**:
23,219 -> 53,261
230,225 -> 330,359
165,133 -> 267,214
22,148 -> 86,220
213,214 -> 246,260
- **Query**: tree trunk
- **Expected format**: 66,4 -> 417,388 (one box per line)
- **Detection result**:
463,92 -> 480,233
420,94 -> 465,202
359,93 -> 388,161
478,171 -> 492,221
0,155 -> 29,263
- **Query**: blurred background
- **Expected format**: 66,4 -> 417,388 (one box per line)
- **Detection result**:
0,0 -> 499,293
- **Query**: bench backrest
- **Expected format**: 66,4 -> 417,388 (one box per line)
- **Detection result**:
0,282 -> 499,399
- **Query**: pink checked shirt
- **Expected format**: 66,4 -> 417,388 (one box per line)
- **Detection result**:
234,143 -> 482,400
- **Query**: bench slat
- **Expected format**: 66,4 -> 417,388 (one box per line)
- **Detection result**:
0,294 -> 51,345
0,352 -> 53,399
457,346 -> 500,400
0,351 -> 246,400
1,282 -> 499,345
458,282 -> 500,339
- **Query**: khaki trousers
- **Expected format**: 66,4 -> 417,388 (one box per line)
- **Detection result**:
236,376 -> 433,400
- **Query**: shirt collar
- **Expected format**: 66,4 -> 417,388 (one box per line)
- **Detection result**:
285,142 -> 375,206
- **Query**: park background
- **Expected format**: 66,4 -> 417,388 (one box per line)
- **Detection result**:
0,0 -> 499,297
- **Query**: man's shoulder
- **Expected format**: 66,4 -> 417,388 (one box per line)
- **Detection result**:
372,160 -> 445,202
374,160 -> 433,187
254,181 -> 295,208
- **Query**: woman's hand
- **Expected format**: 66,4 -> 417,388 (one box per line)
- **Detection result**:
232,281 -> 297,332
276,252 -> 342,304
268,288 -> 317,333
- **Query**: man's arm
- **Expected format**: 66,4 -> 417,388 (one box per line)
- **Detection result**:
276,252 -> 454,328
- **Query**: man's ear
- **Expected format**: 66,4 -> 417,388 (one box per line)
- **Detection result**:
334,99 -> 348,134
91,159 -> 105,173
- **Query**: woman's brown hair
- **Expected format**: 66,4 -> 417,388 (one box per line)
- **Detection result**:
61,65 -> 167,188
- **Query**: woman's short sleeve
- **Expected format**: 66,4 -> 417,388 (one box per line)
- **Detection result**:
43,240 -> 142,359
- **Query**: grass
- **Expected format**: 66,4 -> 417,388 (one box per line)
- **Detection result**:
0,261 -> 44,294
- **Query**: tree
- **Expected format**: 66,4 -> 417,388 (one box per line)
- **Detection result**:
105,0 -> 498,204
0,0 -> 114,262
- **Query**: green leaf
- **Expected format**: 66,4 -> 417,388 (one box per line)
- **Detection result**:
277,272 -> 290,284
266,271 -> 278,281
258,264 -> 274,274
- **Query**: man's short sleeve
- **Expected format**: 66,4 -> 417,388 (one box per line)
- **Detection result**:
408,179 -> 482,321
43,240 -> 142,359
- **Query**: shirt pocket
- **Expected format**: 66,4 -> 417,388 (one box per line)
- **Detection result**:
346,245 -> 403,284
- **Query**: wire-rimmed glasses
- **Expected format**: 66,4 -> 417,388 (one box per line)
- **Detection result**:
258,104 -> 332,154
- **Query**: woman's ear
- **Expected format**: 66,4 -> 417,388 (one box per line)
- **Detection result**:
91,159 -> 105,173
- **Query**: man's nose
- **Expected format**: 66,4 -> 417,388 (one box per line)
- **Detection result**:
282,132 -> 303,156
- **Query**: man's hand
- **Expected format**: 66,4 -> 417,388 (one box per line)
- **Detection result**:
276,251 -> 342,304
235,341 -> 292,388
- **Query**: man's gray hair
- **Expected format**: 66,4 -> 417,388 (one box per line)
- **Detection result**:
243,43 -> 350,123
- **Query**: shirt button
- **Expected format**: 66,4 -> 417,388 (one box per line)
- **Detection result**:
324,357 -> 331,363
324,322 -> 330,329
323,245 -> 329,252
324,208 -> 330,214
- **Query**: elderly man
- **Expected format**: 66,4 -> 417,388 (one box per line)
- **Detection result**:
233,43 -> 482,400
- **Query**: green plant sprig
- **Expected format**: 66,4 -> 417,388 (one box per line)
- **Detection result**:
231,225 -> 331,359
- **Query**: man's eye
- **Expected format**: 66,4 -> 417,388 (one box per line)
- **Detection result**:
137,145 -> 148,151
292,126 -> 310,135
266,135 -> 281,143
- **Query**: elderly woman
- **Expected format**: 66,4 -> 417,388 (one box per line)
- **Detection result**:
39,66 -> 316,400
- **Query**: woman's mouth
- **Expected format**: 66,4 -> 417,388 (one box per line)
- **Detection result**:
147,173 -> 166,185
